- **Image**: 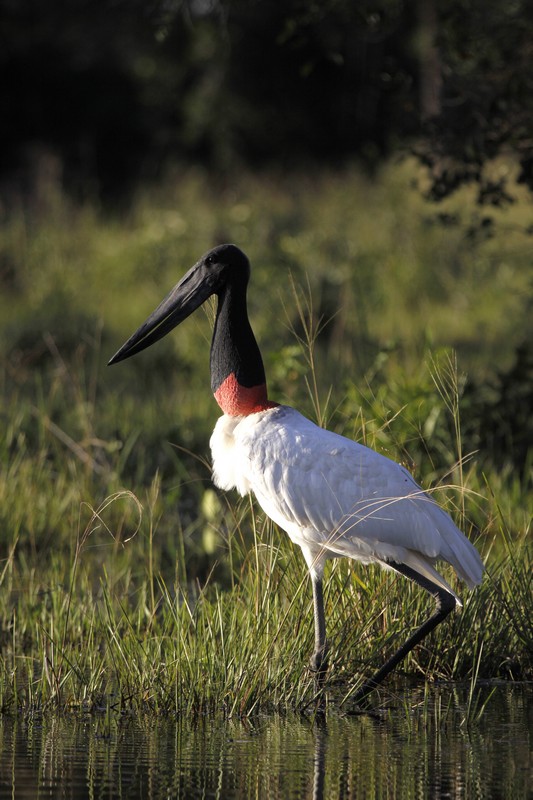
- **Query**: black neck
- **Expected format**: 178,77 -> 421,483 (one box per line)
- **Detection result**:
210,280 -> 267,393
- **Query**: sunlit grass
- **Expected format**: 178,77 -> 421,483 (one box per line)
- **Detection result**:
0,160 -> 531,715
0,485 -> 530,715
1,338 -> 530,715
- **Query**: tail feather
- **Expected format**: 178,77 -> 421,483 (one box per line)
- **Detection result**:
388,550 -> 462,606
430,504 -> 484,589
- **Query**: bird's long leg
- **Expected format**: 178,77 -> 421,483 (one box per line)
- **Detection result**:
352,561 -> 457,703
309,571 -> 329,680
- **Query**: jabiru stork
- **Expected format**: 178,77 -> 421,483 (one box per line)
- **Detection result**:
109,243 -> 484,699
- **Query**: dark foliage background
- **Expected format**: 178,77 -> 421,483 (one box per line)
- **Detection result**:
2,0 -> 533,205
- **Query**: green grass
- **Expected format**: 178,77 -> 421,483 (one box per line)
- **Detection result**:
0,494 -> 530,715
0,160 -> 531,715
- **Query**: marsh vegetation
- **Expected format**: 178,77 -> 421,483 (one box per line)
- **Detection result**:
0,161 -> 531,715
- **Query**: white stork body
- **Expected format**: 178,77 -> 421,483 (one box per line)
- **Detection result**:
210,406 -> 482,599
109,243 -> 484,700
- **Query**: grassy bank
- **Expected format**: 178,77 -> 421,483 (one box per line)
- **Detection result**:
0,161 -> 531,714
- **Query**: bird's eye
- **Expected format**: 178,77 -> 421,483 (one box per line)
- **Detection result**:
205,255 -> 215,267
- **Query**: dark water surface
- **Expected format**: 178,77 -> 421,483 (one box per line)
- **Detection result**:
0,685 -> 531,799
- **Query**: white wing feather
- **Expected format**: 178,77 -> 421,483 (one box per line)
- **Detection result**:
210,406 -> 483,595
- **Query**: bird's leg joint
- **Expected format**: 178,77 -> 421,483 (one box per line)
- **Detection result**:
309,642 -> 329,675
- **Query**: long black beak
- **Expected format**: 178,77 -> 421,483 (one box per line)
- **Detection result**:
108,261 -> 215,365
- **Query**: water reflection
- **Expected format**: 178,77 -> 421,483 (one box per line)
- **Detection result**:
0,685 -> 531,799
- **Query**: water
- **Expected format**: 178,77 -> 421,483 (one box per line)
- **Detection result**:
0,685 -> 531,799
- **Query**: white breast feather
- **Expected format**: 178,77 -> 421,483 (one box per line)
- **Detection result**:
210,415 -> 252,496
